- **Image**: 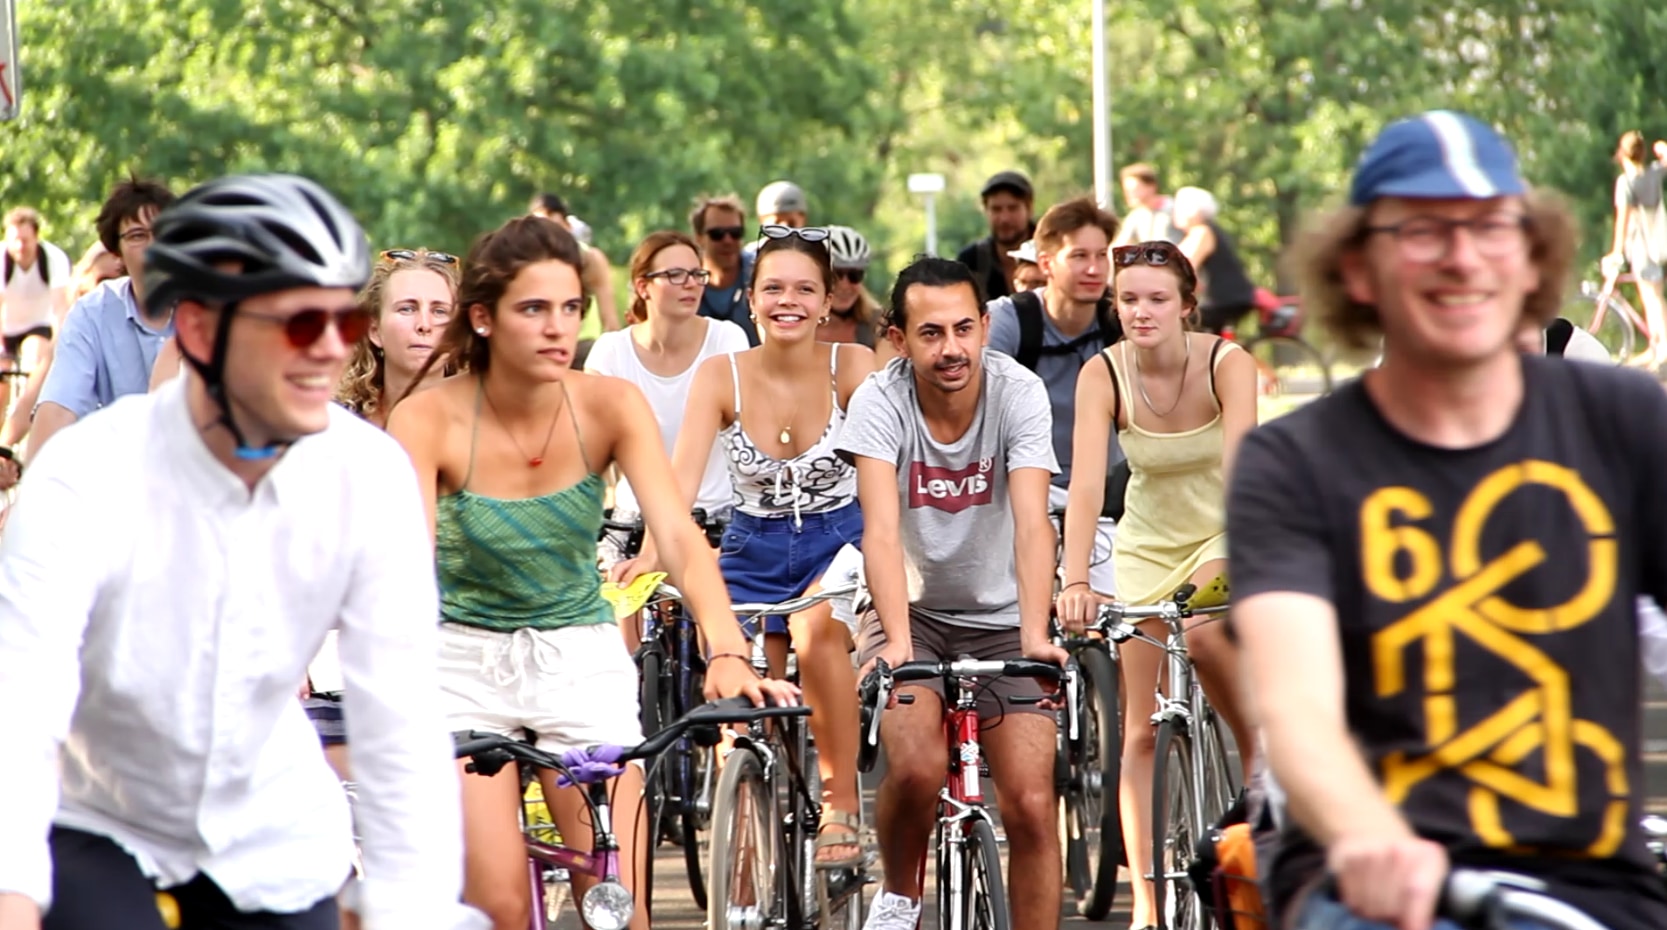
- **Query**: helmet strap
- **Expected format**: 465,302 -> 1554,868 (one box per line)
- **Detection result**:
176,302 -> 292,462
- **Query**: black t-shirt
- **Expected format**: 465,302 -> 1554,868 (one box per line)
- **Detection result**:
1227,356 -> 1667,930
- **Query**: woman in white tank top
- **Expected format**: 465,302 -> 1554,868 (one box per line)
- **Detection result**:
635,227 -> 876,868
585,231 -> 749,575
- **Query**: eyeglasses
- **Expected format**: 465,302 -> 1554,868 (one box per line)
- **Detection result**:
759,225 -> 830,243
706,226 -> 745,242
1363,214 -> 1529,263
837,269 -> 866,284
241,307 -> 375,348
380,249 -> 459,265
645,267 -> 712,286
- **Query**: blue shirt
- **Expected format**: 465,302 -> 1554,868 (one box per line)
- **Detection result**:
986,294 -> 1124,489
37,278 -> 173,418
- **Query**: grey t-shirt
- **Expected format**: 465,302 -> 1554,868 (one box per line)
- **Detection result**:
836,350 -> 1058,629
1111,199 -> 1183,246
987,294 -> 1125,489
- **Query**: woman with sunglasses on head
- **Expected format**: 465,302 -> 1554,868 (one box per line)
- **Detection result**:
387,216 -> 796,930
820,226 -> 881,349
634,225 -> 876,868
1054,240 -> 1259,930
336,249 -> 459,427
586,231 -> 751,581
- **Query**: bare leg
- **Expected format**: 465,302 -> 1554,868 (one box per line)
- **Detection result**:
983,712 -> 1062,930
872,687 -> 947,900
1118,623 -> 1164,927
459,759 -> 535,930
786,592 -> 860,862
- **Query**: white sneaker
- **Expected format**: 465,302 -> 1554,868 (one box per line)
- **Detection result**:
863,890 -> 921,930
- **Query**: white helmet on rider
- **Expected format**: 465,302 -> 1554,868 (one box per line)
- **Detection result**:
825,226 -> 871,271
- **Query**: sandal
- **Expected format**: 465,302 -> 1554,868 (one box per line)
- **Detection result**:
814,808 -> 864,870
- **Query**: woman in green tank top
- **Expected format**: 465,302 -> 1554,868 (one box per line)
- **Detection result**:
390,216 -> 798,930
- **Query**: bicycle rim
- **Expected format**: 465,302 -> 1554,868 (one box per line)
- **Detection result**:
1243,336 -> 1332,396
1152,719 -> 1203,930
707,748 -> 781,930
1069,646 -> 1123,920
1194,707 -> 1239,828
964,818 -> 1011,930
1564,290 -> 1635,360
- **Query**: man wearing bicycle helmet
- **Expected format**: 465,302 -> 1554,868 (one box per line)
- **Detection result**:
0,175 -> 480,930
1228,112 -> 1667,930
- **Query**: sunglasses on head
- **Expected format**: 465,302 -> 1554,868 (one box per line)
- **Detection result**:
836,269 -> 865,284
706,226 -> 745,242
380,248 -> 459,265
759,224 -> 830,244
1112,241 -> 1184,267
241,307 -> 375,349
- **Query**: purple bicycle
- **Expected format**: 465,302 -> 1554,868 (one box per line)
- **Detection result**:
453,696 -> 810,930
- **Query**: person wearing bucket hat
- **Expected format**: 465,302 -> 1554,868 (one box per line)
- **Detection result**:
1226,111 -> 1667,930
955,170 -> 1036,302
1006,240 -> 1047,293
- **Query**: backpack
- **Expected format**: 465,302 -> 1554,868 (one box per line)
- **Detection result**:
1011,290 -> 1128,520
1189,792 -> 1270,930
1011,289 -> 1122,371
1,249 -> 49,288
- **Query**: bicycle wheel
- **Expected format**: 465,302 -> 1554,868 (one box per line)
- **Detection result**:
1151,719 -> 1205,930
1242,335 -> 1332,396
962,818 -> 1012,930
1563,287 -> 1635,360
638,648 -> 666,846
1064,645 -> 1123,920
672,636 -> 711,908
1193,704 -> 1239,829
707,747 -> 783,930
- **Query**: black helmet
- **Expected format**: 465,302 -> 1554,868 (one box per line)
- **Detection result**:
148,174 -> 371,461
144,173 -> 370,313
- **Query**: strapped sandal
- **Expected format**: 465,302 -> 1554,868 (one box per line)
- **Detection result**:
814,808 -> 864,870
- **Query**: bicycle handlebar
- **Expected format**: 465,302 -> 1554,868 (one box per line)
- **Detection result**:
886,657 -> 1066,685
1315,869 -> 1609,930
453,695 -> 810,783
731,581 -> 862,619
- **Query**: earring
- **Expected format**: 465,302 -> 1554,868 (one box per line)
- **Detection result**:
476,328 -> 488,336
819,315 -> 829,325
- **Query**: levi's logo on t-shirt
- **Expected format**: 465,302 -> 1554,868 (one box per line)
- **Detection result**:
908,458 -> 995,513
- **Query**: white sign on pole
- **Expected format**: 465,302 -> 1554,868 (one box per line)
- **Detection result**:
0,0 -> 19,122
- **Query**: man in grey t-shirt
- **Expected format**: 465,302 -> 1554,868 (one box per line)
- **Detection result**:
836,257 -> 1065,930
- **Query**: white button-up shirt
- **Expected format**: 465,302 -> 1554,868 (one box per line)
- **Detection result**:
0,377 -> 476,927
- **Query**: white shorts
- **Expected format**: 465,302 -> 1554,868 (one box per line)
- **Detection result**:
437,622 -> 644,754
1049,484 -> 1118,596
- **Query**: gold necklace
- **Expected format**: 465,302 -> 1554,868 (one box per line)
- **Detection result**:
1133,333 -> 1190,418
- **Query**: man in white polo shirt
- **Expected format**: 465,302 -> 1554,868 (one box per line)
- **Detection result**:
1,208 -> 71,417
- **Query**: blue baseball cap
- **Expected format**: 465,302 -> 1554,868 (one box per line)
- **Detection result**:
1349,110 -> 1525,206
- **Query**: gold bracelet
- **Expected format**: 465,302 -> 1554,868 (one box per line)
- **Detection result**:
1061,581 -> 1091,592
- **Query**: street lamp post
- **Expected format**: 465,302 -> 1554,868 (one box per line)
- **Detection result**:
1091,0 -> 1112,208
908,173 -> 946,256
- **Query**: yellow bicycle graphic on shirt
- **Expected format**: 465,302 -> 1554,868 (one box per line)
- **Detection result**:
1360,459 -> 1628,856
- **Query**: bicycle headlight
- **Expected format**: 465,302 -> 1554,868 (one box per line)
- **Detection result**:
581,879 -> 634,930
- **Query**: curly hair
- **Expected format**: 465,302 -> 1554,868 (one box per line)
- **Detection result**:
1284,189 -> 1579,352
401,217 -> 585,404
335,250 -> 460,419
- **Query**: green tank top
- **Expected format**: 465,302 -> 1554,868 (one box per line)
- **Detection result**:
435,381 -> 612,632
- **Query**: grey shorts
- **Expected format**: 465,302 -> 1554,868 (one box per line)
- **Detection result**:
856,610 -> 1049,719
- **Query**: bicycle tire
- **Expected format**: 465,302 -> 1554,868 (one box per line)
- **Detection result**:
1151,718 -> 1204,930
707,747 -> 782,930
1066,645 -> 1124,920
1563,288 -> 1636,361
637,648 -> 667,848
677,642 -> 711,909
963,817 -> 1012,930
1242,335 -> 1333,396
1194,704 -> 1239,829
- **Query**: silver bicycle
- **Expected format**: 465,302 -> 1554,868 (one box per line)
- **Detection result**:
1091,583 -> 1238,930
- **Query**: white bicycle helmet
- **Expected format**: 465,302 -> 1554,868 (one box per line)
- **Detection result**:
826,226 -> 871,270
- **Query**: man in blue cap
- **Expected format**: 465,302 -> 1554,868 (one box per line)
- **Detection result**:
1225,111 -> 1667,930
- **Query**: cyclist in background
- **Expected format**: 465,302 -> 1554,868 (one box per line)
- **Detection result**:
841,256 -> 1064,930
822,225 -> 881,349
588,230 -> 749,582
1173,186 -> 1259,335
690,194 -> 758,345
1056,239 -> 1258,930
1008,240 -> 1048,293
388,215 -> 797,930
1112,163 -> 1184,247
1230,110 -> 1667,930
335,248 -> 458,427
955,170 -> 1036,301
1604,130 -> 1667,368
0,174 -> 481,930
528,192 -> 620,334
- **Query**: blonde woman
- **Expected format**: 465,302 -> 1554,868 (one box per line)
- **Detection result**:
821,226 -> 881,348
335,248 -> 459,426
